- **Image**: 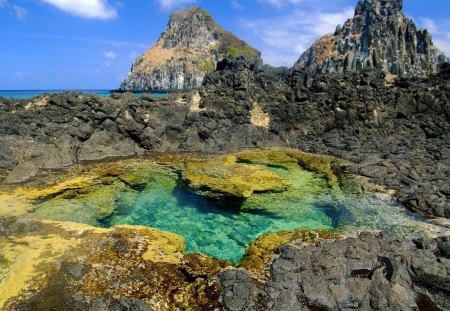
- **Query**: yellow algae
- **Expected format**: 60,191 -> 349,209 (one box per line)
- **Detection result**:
0,193 -> 30,217
0,218 -> 201,309
0,234 -> 82,309
240,229 -> 337,279
236,148 -> 343,190
128,226 -> 186,263
17,176 -> 96,201
184,155 -> 292,199
43,219 -> 108,234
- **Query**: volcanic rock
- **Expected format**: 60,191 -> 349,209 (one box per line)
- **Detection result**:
118,7 -> 259,92
294,0 -> 449,78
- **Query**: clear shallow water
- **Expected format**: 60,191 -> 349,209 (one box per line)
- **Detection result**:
25,162 -> 447,263
105,164 -> 335,262
0,90 -> 168,99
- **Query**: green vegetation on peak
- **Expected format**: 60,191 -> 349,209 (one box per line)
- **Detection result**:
167,6 -> 259,59
216,29 -> 260,59
198,61 -> 215,71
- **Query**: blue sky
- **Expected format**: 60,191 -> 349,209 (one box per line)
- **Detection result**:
0,0 -> 449,90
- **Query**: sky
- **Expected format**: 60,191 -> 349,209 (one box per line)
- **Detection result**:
0,0 -> 449,90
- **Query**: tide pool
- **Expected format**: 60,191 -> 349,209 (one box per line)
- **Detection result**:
17,153 -> 445,263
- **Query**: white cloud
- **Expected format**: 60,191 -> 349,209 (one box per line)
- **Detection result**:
40,0 -> 117,19
156,0 -> 196,10
129,51 -> 138,59
231,0 -> 243,10
12,5 -> 28,20
104,51 -> 117,59
420,17 -> 438,33
0,1 -> 28,20
12,71 -> 32,79
435,39 -> 450,57
418,18 -> 450,57
241,7 -> 353,66
259,0 -> 303,7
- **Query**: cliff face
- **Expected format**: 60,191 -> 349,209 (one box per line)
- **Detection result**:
294,0 -> 449,78
119,7 -> 259,92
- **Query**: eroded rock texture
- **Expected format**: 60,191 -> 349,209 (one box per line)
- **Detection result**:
295,0 -> 448,78
0,217 -> 227,311
1,59 -> 449,218
119,7 -> 259,92
220,232 -> 450,311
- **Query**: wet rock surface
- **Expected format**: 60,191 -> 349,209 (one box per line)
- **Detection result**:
220,232 -> 450,311
0,217 -> 228,311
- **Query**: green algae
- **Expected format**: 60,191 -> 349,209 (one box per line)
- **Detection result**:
4,148 -> 447,263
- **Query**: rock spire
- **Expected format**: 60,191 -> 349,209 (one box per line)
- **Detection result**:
119,7 -> 259,92
294,0 -> 448,78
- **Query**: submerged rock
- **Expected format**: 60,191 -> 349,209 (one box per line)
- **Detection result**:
183,155 -> 292,200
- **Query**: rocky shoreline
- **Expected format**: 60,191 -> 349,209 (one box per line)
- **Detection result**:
220,232 -> 450,311
0,62 -> 449,309
1,59 -> 448,218
0,214 -> 448,310
1,0 -> 450,307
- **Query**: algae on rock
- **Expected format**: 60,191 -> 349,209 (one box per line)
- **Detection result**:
183,155 -> 292,200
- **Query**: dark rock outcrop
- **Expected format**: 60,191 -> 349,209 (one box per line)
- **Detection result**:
220,232 -> 450,311
200,57 -> 450,218
118,7 -> 259,92
294,0 -> 449,78
1,58 -> 449,218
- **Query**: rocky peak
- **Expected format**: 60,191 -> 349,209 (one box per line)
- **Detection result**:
119,7 -> 259,92
357,0 -> 403,16
163,7 -> 217,51
295,0 -> 448,78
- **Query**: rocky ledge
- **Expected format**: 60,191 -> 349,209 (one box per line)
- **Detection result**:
0,60 -> 449,219
220,232 -> 450,311
0,216 -> 448,310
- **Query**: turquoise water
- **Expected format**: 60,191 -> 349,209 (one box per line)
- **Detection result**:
99,164 -> 445,263
0,90 -> 168,99
26,161 -> 447,263
104,164 -> 335,262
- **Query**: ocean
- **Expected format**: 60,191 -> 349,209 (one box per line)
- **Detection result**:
0,90 -> 168,99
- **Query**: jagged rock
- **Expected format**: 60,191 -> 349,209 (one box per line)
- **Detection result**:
1,60 -> 449,218
220,232 -> 450,311
118,7 -> 259,92
294,0 -> 449,78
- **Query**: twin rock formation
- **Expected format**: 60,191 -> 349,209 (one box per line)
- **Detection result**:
119,0 -> 448,92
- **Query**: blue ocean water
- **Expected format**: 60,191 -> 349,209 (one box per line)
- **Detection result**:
0,90 -> 168,99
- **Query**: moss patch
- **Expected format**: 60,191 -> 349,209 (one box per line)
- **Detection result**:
240,229 -> 337,278
199,60 -> 215,71
236,148 -> 344,191
183,155 -> 292,200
